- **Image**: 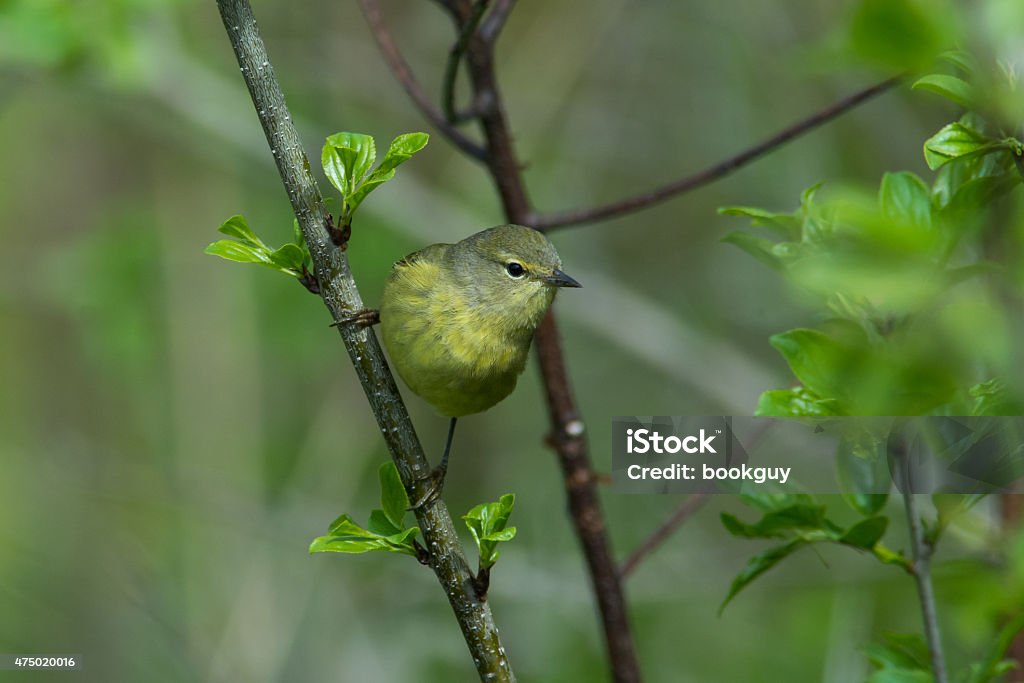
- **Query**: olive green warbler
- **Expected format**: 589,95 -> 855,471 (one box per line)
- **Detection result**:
378,224 -> 580,501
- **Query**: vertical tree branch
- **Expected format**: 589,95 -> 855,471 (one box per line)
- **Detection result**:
452,12 -> 643,679
533,313 -> 642,683
479,0 -> 516,43
213,2 -> 514,680
903,492 -> 948,683
897,444 -> 948,683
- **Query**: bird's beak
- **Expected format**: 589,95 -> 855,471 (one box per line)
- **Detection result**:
543,269 -> 582,288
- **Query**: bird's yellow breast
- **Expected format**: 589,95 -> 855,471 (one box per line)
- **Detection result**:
379,249 -> 533,417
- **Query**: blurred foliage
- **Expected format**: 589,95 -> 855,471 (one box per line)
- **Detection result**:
3,0 -> 1024,681
720,40 -> 1024,682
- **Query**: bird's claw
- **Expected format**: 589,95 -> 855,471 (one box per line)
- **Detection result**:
408,466 -> 448,511
330,308 -> 380,329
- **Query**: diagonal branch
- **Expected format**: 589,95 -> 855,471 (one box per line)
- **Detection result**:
621,420 -> 776,578
619,492 -> 710,579
214,1 -> 513,681
534,75 -> 903,231
357,0 -> 488,161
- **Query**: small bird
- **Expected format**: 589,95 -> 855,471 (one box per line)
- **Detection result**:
379,224 -> 580,503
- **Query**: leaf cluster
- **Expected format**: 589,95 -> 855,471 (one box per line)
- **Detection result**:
719,490 -> 907,613
309,463 -> 422,557
205,215 -> 313,279
206,130 -> 429,283
321,132 -> 429,227
863,615 -> 1024,683
462,494 -> 517,570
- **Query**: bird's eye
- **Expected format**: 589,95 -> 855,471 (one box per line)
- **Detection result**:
505,262 -> 526,279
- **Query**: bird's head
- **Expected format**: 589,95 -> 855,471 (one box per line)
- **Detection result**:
453,224 -> 581,332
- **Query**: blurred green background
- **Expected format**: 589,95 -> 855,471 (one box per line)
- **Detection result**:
2,0 -> 1022,681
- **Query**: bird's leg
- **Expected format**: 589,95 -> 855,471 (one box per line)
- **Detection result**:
410,417 -> 458,510
330,309 -> 380,328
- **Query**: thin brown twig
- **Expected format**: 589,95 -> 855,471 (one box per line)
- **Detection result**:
479,0 -> 516,42
357,0 -> 487,162
619,492 -> 710,579
533,75 -> 904,231
442,0 -> 490,123
620,419 -> 776,578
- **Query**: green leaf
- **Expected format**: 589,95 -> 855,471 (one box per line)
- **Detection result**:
937,50 -> 975,75
879,171 -> 932,229
720,504 -> 829,540
754,387 -> 842,417
205,239 -> 272,265
913,74 -> 974,108
943,174 -> 1021,222
722,232 -> 784,270
717,206 -> 802,240
923,123 -> 1003,170
379,462 -> 409,530
848,0 -> 952,70
866,670 -> 933,683
367,508 -> 402,537
968,613 -> 1024,683
863,639 -> 927,671
878,632 -> 931,670
348,132 -> 430,211
268,243 -> 306,275
719,539 -> 805,613
839,516 -> 888,549
768,325 -> 955,415
463,493 -> 516,569
872,543 -> 913,572
377,132 -> 430,174
970,378 -> 1023,416
929,493 -> 987,545
484,527 -> 517,543
836,426 -> 890,515
310,513 -> 418,557
217,214 -> 268,249
206,215 -> 311,278
721,512 -> 780,539
769,328 -> 851,401
383,526 -> 421,548
322,132 -> 377,196
739,491 -> 818,514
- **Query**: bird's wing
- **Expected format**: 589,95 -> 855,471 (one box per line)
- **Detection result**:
389,243 -> 450,295
394,243 -> 448,270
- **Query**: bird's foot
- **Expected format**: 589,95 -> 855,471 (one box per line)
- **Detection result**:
330,308 -> 380,328
408,464 -> 448,511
